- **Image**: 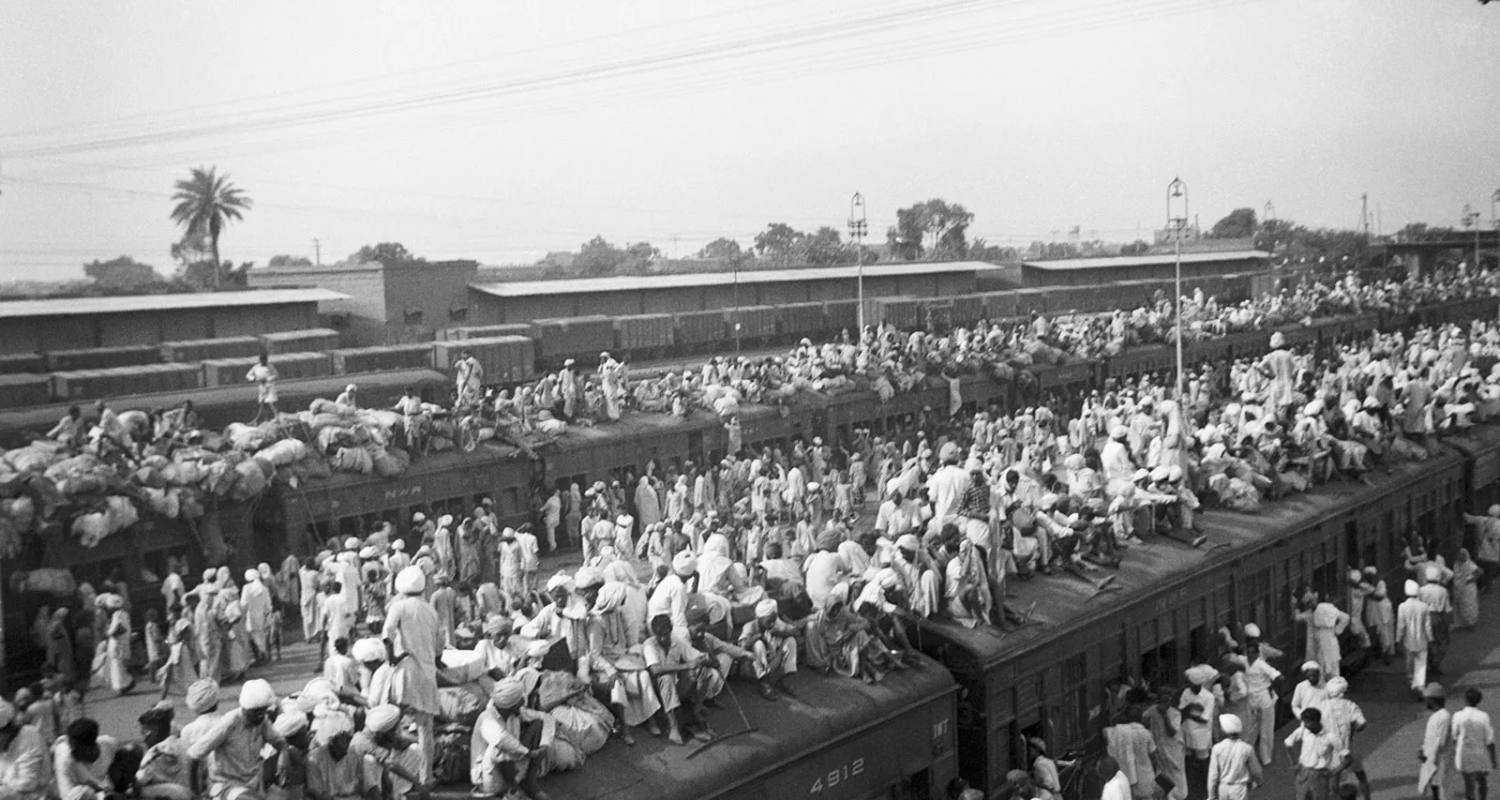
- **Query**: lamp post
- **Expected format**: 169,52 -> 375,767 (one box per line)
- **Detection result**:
1167,177 -> 1188,399
849,192 -> 868,335
1464,203 -> 1481,273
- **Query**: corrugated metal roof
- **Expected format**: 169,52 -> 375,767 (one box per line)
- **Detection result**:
0,288 -> 350,319
1021,250 -> 1271,271
469,261 -> 986,298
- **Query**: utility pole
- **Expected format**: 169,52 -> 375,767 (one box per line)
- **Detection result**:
849,192 -> 868,334
312,238 -> 322,267
1167,178 -> 1189,400
1361,193 -> 1369,240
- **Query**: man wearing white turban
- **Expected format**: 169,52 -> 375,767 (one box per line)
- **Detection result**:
186,679 -> 285,800
647,550 -> 696,637
736,598 -> 800,700
239,569 -> 274,665
1207,713 -> 1260,800
381,566 -> 442,784
471,680 -> 555,800
351,705 -> 424,800
1397,579 -> 1434,694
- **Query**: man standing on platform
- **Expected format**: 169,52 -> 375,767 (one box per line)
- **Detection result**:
1420,683 -> 1455,800
1209,714 -> 1261,800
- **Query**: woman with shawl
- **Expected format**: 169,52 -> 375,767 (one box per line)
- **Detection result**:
46,607 -> 76,684
1359,566 -> 1395,657
97,594 -> 134,695
215,584 -> 253,682
1452,548 -> 1483,629
805,582 -> 880,682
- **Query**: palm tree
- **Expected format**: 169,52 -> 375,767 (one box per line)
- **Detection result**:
170,167 -> 251,289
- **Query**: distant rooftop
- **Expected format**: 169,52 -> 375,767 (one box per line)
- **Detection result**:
0,288 -> 349,319
470,261 -> 985,298
1021,250 -> 1271,271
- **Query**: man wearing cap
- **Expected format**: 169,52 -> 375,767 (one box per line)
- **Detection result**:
186,679 -> 286,800
472,681 -> 554,800
1399,580 -> 1435,696
1240,632 -> 1282,766
381,566 -> 442,784
1208,714 -> 1261,800
0,698 -> 46,800
1291,663 -> 1329,721
1419,683 -> 1455,800
1315,677 -> 1369,800
1284,707 -> 1344,800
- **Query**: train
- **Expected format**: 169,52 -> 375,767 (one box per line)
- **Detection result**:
2,290 -> 1497,800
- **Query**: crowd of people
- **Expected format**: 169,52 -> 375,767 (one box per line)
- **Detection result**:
3,266 -> 1500,800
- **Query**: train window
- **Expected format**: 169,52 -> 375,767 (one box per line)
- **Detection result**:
1141,640 -> 1177,687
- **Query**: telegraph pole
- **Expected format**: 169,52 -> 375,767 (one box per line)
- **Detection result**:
1361,193 -> 1369,241
313,238 -> 322,266
1167,178 -> 1188,400
848,192 -> 868,334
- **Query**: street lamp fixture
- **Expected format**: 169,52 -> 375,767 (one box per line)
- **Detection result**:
1166,177 -> 1188,399
849,192 -> 868,336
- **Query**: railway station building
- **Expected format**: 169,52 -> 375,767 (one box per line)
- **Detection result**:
467,261 -> 985,324
0,288 -> 346,355
1020,249 -> 1271,287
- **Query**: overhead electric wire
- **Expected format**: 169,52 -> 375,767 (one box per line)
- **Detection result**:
0,0 -> 812,142
7,0 -> 1242,172
1,0 -> 1030,159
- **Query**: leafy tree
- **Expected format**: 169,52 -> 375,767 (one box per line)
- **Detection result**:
351,242 -> 422,267
83,256 -> 166,291
888,199 -> 974,260
1208,208 -> 1257,239
574,236 -> 624,277
754,223 -> 802,265
1119,240 -> 1151,256
179,260 -> 251,291
794,226 -> 845,266
697,238 -> 742,260
169,166 -> 251,289
268,254 -> 313,268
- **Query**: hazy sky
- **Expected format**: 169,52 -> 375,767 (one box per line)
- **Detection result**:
2,0 -> 1497,280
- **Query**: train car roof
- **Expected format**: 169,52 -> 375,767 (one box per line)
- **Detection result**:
918,445 -> 1466,672
0,369 -> 448,442
535,654 -> 954,800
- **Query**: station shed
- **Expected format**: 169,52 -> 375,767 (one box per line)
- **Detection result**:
0,288 -> 347,355
248,260 -> 480,345
467,261 -> 984,324
1021,250 -> 1271,287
